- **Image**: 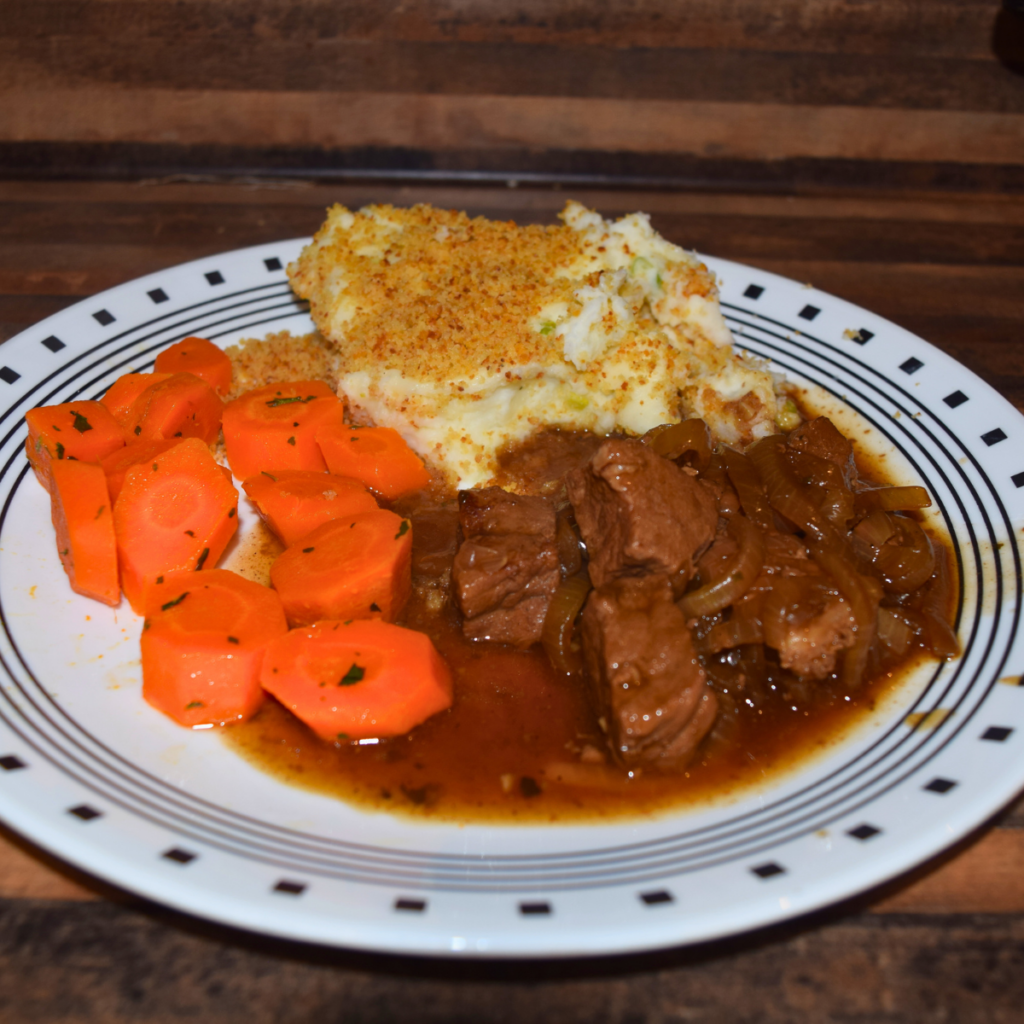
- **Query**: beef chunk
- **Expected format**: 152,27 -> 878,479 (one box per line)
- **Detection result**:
452,487 -> 560,647
580,574 -> 718,770
761,576 -> 856,680
566,438 -> 718,588
787,417 -> 859,489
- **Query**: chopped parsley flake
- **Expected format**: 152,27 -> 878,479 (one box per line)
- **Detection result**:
395,520 -> 410,539
286,436 -> 296,446
185,701 -> 204,710
339,663 -> 365,686
227,636 -> 239,645
195,547 -> 210,570
70,411 -> 93,433
161,592 -> 189,611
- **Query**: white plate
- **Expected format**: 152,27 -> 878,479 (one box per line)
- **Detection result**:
0,240 -> 1021,958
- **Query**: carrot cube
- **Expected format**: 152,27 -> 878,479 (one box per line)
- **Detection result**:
259,619 -> 453,741
222,381 -> 346,479
25,401 -> 126,492
142,569 -> 288,727
49,459 -> 120,606
315,423 -> 431,499
112,438 -> 239,613
154,336 -> 233,396
242,470 -> 378,548
269,509 -> 412,626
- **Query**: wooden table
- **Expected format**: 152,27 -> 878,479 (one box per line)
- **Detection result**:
1,178 -> 1023,1022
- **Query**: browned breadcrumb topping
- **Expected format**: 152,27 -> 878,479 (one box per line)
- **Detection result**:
288,204 -> 718,383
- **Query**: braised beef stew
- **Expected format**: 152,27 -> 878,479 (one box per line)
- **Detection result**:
226,419 -> 957,823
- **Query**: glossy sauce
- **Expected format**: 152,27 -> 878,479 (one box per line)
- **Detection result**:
223,410 -> 950,824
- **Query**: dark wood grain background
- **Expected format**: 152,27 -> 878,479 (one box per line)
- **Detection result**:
2,2 -> 1024,1021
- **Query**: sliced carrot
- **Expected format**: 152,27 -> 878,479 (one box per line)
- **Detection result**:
242,470 -> 378,548
113,437 -> 239,613
100,438 -> 182,504
269,510 -> 412,626
142,569 -> 288,727
154,336 -> 233,396
49,459 -> 120,606
123,372 -> 224,445
25,401 -> 126,492
101,372 -> 174,424
222,381 -> 346,480
259,618 -> 453,741
315,423 -> 431,499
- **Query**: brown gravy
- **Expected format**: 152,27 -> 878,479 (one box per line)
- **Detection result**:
224,425 -> 939,825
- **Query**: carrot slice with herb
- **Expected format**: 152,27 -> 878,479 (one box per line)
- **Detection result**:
259,618 -> 453,741
154,336 -> 233,396
100,438 -> 183,504
49,459 -> 120,606
315,423 -> 431,499
123,372 -> 224,445
101,372 -> 174,424
113,437 -> 239,613
269,509 -> 412,626
25,401 -> 126,492
222,381 -> 346,479
142,569 -> 288,727
242,470 -> 378,547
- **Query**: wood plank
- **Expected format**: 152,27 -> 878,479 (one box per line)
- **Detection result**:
0,898 -> 1020,1023
3,180 -> 1024,228
2,92 -> 1023,167
873,829 -> 1024,914
1,38 -> 1019,114
1,0 -> 1002,60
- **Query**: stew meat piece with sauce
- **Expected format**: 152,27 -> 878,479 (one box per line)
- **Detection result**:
565,438 -> 718,588
580,574 -> 718,770
452,487 -> 560,647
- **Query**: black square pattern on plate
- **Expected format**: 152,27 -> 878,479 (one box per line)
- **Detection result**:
924,777 -> 957,794
148,288 -> 169,304
395,898 -> 427,913
205,271 -> 224,286
265,257 -> 282,271
519,901 -> 552,916
640,890 -> 674,906
42,335 -> 65,353
944,390 -> 968,408
162,847 -> 197,864
68,804 -> 102,821
0,755 -> 26,771
92,309 -> 115,326
752,862 -> 785,879
851,328 -> 874,344
982,726 -> 1013,742
0,367 -> 21,385
982,428 -> 1007,447
900,357 -> 923,375
847,824 -> 881,841
798,304 -> 820,321
1013,472 -> 1024,488
743,284 -> 763,300
273,880 -> 306,895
